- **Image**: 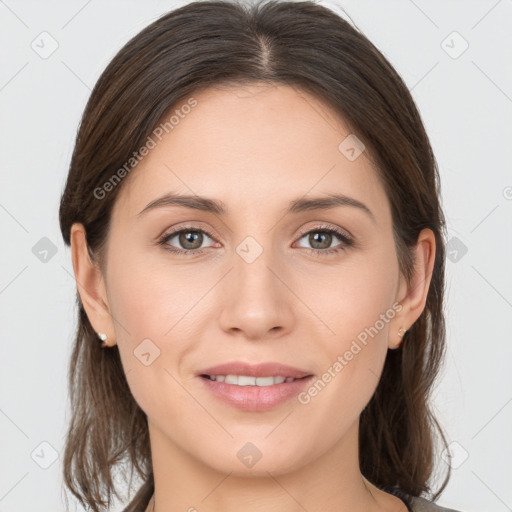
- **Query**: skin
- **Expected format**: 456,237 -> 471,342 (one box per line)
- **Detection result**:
71,83 -> 435,512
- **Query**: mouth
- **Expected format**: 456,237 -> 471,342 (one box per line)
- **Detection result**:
198,373 -> 315,411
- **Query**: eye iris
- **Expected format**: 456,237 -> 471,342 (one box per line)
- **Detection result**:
310,232 -> 332,249
180,231 -> 203,250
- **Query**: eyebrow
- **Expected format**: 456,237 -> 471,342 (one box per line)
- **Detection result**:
137,192 -> 376,223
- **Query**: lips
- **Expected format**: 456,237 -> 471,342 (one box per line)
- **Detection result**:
199,373 -> 315,411
197,361 -> 314,379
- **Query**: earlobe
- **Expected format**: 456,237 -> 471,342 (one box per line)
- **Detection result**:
388,228 -> 436,350
70,223 -> 115,347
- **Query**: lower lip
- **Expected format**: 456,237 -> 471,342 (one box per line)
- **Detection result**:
198,375 -> 314,411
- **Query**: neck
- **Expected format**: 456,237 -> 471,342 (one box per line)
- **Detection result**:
146,419 -> 407,512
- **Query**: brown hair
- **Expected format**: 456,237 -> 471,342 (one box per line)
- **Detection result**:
58,0 -> 451,510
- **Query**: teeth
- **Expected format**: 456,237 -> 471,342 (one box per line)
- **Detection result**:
207,375 -> 296,386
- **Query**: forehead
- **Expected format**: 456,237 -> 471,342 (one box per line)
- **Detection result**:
112,83 -> 391,225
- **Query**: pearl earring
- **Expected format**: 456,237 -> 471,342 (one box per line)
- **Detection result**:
397,327 -> 408,347
97,332 -> 108,348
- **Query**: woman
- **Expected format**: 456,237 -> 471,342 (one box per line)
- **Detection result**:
58,0 -> 464,510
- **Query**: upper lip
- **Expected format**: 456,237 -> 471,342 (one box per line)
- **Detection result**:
198,361 -> 313,379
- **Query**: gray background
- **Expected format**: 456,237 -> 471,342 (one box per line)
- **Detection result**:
1,0 -> 511,511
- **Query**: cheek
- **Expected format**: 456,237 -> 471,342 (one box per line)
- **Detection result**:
104,244 -> 209,393
106,244 -> 201,340
305,253 -> 397,408
312,252 -> 398,345
104,250 -> 197,418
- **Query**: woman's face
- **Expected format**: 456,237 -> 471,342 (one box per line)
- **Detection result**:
76,83 -> 426,476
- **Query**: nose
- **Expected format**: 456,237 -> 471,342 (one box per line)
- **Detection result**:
217,245 -> 295,341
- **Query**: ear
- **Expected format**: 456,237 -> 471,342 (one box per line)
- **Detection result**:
388,228 -> 436,350
70,223 -> 116,347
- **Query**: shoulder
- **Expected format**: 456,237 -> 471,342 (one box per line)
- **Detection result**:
408,495 -> 464,512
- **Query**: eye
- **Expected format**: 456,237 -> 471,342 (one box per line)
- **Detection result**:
295,225 -> 354,256
158,226 -> 217,256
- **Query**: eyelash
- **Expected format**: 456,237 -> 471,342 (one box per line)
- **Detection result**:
157,224 -> 354,258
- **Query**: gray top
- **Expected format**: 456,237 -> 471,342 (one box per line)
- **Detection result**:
408,495 -> 462,511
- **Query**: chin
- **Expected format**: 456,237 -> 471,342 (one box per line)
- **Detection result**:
198,444 -> 308,478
